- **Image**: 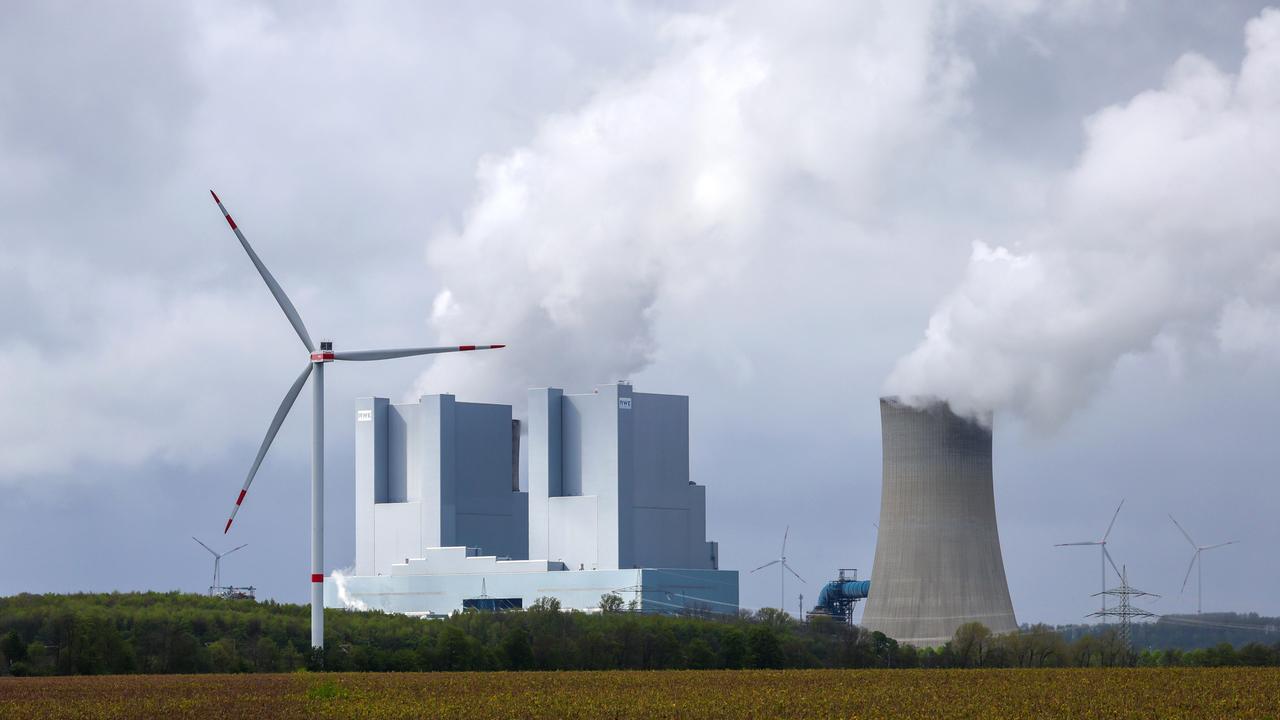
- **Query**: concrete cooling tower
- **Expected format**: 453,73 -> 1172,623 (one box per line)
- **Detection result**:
861,397 -> 1017,646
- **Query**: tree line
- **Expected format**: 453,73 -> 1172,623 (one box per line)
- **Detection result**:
2,592 -> 1279,675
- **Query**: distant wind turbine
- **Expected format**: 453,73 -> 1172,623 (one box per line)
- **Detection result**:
192,537 -> 247,592
751,526 -> 805,615
1056,499 -> 1125,619
1169,514 -> 1238,614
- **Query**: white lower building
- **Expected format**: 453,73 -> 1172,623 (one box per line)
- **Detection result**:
326,383 -> 738,615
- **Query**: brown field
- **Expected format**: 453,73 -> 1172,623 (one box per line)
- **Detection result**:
2,668 -> 1278,719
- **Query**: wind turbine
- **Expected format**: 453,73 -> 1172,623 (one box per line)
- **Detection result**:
209,191 -> 503,650
1169,514 -> 1238,614
751,526 -> 805,615
192,537 -> 247,593
1055,499 -> 1125,619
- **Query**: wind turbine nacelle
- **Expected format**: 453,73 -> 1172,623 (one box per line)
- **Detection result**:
311,341 -> 335,363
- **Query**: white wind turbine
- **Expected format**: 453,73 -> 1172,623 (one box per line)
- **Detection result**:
192,537 -> 247,593
1169,514 -> 1238,615
1056,499 -> 1125,619
209,191 -> 504,650
751,526 -> 805,615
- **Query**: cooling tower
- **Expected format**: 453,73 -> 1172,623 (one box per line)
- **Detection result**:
861,397 -> 1017,646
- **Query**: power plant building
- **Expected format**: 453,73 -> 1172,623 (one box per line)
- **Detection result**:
861,398 -> 1018,646
327,383 -> 737,616
352,394 -> 528,577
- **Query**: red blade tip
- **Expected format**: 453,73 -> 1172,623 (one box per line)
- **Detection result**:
492,344 -> 506,349
210,190 -> 221,204
224,518 -> 233,534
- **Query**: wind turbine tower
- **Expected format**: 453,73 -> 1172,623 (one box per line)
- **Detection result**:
751,526 -> 805,615
1169,514 -> 1239,614
209,191 -> 504,650
1056,499 -> 1125,619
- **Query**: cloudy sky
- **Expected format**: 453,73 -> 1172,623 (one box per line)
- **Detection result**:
2,0 -> 1277,625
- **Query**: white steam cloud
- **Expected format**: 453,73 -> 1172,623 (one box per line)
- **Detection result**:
330,568 -> 370,611
886,9 -> 1280,427
414,3 -> 971,405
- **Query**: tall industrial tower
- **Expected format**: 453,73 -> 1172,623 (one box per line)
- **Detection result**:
861,398 -> 1018,646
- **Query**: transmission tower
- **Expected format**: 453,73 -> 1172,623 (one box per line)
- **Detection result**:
1088,564 -> 1159,648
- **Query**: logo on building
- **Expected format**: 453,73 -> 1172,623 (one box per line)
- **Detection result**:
356,409 -> 373,422
618,397 -> 632,410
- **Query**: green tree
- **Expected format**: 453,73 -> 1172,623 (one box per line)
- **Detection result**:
747,625 -> 783,669
207,638 -> 240,673
439,625 -> 474,670
870,631 -> 899,668
754,607 -> 792,628
1015,624 -> 1066,667
1206,642 -> 1240,666
251,637 -> 278,672
951,622 -> 992,668
720,628 -> 747,669
1,630 -> 27,670
1238,642 -> 1276,666
530,596 -> 562,613
502,627 -> 533,670
598,593 -> 625,613
1093,627 -> 1133,667
686,637 -> 716,669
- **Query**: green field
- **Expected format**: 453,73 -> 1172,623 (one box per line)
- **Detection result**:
3,668 -> 1279,720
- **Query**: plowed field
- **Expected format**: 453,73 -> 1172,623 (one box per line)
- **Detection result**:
2,668 -> 1277,719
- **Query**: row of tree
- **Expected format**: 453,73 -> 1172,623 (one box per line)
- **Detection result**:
2,592 -> 1279,675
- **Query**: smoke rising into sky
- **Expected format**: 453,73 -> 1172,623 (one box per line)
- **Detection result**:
414,3 -> 971,407
886,8 -> 1280,427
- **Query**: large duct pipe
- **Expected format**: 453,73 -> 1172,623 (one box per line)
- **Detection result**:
861,397 -> 1017,646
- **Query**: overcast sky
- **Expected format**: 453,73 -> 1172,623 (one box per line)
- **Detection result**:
2,0 -> 1277,626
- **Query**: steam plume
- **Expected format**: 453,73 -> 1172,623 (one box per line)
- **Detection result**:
887,9 -> 1280,427
413,3 -> 970,405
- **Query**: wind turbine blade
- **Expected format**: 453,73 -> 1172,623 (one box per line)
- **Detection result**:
783,562 -> 806,584
333,345 -> 505,361
1201,540 -> 1238,551
751,560 -> 781,573
1181,552 -> 1198,593
1102,499 -> 1124,542
1055,541 -> 1101,547
1168,514 -> 1197,549
1102,546 -> 1122,581
224,543 -> 249,557
781,525 -> 789,557
224,363 -> 313,533
192,537 -> 218,557
210,191 -> 315,352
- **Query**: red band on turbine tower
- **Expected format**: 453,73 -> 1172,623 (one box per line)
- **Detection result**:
311,574 -> 324,583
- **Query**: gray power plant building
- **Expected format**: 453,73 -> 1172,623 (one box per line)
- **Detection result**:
329,383 -> 736,616
861,398 -> 1017,646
